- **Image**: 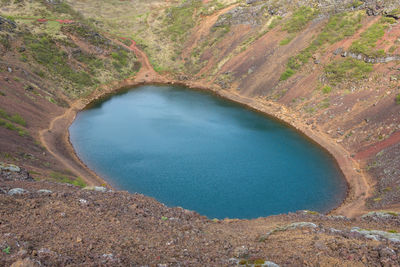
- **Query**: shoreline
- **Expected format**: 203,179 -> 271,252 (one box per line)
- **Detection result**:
39,46 -> 373,218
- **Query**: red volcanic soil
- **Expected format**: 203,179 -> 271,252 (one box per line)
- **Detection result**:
355,131 -> 400,160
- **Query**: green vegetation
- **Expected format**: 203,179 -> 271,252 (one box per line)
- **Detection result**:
10,114 -> 26,126
351,0 -> 363,8
282,6 -> 318,33
396,93 -> 400,104
24,35 -> 94,88
349,17 -> 397,57
280,12 -> 364,81
2,246 -> 10,255
324,58 -> 373,85
322,85 -> 332,94
0,119 -> 27,136
279,34 -> 294,46
268,16 -> 282,29
199,0 -> 226,16
280,68 -> 295,81
111,49 -> 129,70
0,108 -> 27,127
164,0 -> 202,42
50,171 -> 87,188
350,23 -> 386,57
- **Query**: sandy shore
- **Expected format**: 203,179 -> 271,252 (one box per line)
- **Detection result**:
39,44 -> 373,218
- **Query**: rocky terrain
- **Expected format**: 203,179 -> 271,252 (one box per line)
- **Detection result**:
0,0 -> 400,265
1,164 -> 400,266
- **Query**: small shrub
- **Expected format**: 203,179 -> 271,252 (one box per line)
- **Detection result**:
322,85 -> 332,94
396,94 -> 400,105
2,246 -> 10,254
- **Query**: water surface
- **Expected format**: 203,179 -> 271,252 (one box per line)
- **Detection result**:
70,85 -> 347,219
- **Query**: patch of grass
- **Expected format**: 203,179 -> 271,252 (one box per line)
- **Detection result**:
349,17 -> 395,57
268,16 -> 282,29
24,34 -> 93,87
0,108 -> 26,126
164,0 -> 202,42
279,34 -> 294,45
10,114 -> 26,126
279,68 -> 295,81
2,246 -> 10,254
282,6 -> 318,33
322,85 -> 332,94
50,171 -> 87,188
351,0 -> 363,8
280,12 -> 364,81
324,58 -> 373,84
111,49 -> 129,68
396,93 -> 400,105
0,119 -> 27,136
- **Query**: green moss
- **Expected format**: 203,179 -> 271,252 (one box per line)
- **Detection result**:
50,172 -> 87,188
164,0 -> 202,42
322,85 -> 332,94
396,93 -> 400,105
24,34 -> 94,87
268,16 -> 282,29
351,0 -> 363,8
10,114 -> 26,126
280,68 -> 295,81
2,246 -> 10,255
280,34 -> 294,45
283,6 -> 318,33
349,19 -> 393,57
324,58 -> 373,84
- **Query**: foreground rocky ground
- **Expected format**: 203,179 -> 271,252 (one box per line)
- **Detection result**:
1,165 -> 400,266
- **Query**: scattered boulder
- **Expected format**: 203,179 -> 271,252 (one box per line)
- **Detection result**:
234,246 -> 249,258
8,188 -> 29,195
0,162 -> 20,172
351,227 -> 400,243
0,163 -> 33,182
37,189 -> 53,194
83,186 -> 107,192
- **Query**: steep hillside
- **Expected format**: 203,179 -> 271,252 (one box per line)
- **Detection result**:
1,0 -> 400,265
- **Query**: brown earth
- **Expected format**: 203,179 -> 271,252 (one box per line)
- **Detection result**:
1,178 -> 400,266
1,1 -> 400,266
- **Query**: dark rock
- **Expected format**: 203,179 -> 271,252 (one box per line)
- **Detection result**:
0,16 -> 17,32
333,47 -> 344,55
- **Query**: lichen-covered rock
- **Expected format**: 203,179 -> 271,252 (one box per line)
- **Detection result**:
8,188 -> 29,195
83,186 -> 108,192
0,162 -> 20,172
37,189 -> 53,194
351,227 -> 400,243
0,163 -> 33,182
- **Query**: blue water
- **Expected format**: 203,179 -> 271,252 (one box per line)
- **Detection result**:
69,85 -> 347,219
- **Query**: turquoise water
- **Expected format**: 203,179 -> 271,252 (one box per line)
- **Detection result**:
69,85 -> 347,219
